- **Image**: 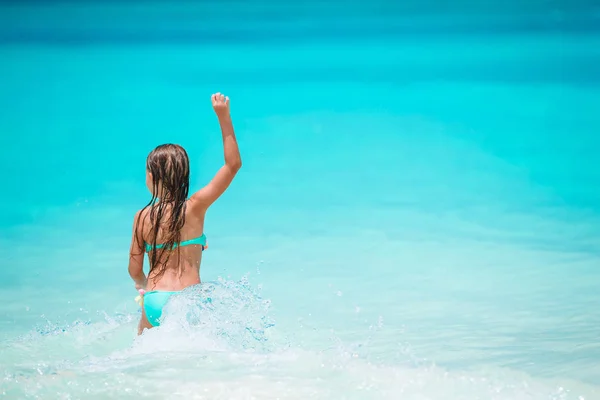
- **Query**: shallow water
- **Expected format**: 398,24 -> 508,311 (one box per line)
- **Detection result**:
1,2 -> 600,399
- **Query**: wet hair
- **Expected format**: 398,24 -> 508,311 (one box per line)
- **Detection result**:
135,143 -> 190,279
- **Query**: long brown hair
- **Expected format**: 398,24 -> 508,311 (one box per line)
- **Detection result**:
136,144 -> 190,279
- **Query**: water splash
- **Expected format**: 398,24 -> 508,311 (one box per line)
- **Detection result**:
135,276 -> 278,352
0,276 -> 597,399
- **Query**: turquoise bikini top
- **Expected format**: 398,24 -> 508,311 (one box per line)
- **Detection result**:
144,233 -> 207,253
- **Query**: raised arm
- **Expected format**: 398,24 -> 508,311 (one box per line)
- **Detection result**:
190,93 -> 242,211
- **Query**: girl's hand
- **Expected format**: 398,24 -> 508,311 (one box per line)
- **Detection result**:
135,289 -> 145,306
212,92 -> 230,118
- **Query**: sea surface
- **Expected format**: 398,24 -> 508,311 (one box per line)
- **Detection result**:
1,1 -> 599,399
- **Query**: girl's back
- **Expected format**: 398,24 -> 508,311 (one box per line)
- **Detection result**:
138,202 -> 207,291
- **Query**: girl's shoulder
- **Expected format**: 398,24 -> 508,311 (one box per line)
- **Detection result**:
134,206 -> 150,222
133,207 -> 153,234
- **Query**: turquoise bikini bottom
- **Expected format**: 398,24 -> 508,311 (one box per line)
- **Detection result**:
143,290 -> 180,326
142,283 -> 215,327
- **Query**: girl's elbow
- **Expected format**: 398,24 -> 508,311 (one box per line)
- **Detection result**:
127,265 -> 138,279
230,159 -> 242,172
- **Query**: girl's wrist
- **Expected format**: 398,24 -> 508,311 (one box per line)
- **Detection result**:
217,113 -> 232,123
134,276 -> 147,289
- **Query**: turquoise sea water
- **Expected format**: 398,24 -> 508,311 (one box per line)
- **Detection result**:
1,2 -> 600,399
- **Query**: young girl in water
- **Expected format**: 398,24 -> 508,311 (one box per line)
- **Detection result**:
128,92 -> 241,334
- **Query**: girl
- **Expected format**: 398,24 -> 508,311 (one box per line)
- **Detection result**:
128,92 -> 241,334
